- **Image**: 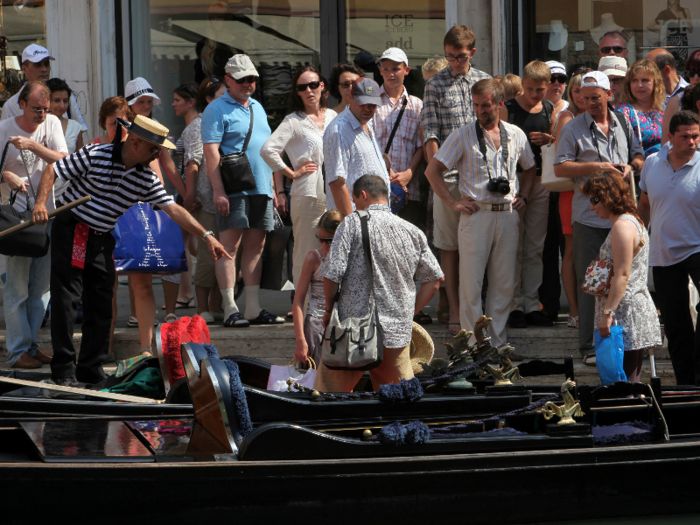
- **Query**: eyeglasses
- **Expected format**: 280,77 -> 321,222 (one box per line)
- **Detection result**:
147,144 -> 162,155
296,81 -> 321,92
686,69 -> 700,78
227,74 -> 258,84
550,75 -> 567,84
610,77 -> 624,85
572,68 -> 593,76
600,46 -> 626,54
30,107 -> 50,115
315,234 -> 333,245
445,55 -> 470,63
205,77 -> 220,88
590,196 -> 600,205
338,82 -> 353,89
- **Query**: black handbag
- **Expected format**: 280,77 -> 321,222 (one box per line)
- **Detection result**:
219,107 -> 257,194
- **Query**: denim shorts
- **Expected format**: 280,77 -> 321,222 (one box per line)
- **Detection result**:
216,194 -> 274,232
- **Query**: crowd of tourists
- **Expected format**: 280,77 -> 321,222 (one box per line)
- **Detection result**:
3,27 -> 700,391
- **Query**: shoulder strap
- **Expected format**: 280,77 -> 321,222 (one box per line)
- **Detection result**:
542,100 -> 554,127
612,110 -> 632,160
356,210 -> 374,297
506,99 -> 516,125
219,104 -> 255,157
384,97 -> 408,155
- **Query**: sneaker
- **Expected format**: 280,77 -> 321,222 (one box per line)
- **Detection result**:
508,310 -> 528,328
524,310 -> 554,327
199,311 -> 216,324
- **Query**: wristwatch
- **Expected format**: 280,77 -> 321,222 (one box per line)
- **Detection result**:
202,230 -> 215,241
517,194 -> 528,204
603,308 -> 616,317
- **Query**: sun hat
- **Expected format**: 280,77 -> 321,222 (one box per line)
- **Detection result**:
225,54 -> 259,80
410,322 -> 435,374
353,77 -> 382,105
598,56 -> 628,78
22,44 -> 54,63
581,70 -> 611,91
545,60 -> 566,77
378,47 -> 408,66
125,77 -> 161,106
119,114 -> 176,150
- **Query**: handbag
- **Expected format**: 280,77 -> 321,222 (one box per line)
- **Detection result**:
260,208 -> 293,291
321,210 -> 384,371
594,324 -> 627,385
0,142 -> 49,257
582,259 -> 614,296
112,202 -> 188,274
267,357 -> 317,392
219,106 -> 257,194
541,111 -> 575,192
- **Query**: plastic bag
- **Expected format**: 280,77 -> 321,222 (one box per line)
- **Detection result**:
594,326 -> 627,385
267,365 -> 316,392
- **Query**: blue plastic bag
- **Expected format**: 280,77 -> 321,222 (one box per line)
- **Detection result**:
112,203 -> 187,274
594,326 -> 627,385
390,183 -> 406,214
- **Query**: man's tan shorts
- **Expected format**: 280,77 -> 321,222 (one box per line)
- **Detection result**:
433,180 -> 462,251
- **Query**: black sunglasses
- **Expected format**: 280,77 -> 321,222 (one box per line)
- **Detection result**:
600,46 -> 626,54
338,81 -> 353,89
590,196 -> 600,205
296,81 -> 321,92
316,234 -> 333,245
205,77 -> 221,88
550,75 -> 567,84
228,74 -> 258,84
686,69 -> 700,78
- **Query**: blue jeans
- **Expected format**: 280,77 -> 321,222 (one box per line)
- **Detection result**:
4,222 -> 52,365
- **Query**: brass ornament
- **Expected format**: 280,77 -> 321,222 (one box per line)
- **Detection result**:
543,379 -> 584,425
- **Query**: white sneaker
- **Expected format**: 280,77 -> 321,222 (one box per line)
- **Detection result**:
211,311 -> 224,321
199,311 -> 216,324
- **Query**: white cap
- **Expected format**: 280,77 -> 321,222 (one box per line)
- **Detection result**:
22,44 -> 54,64
598,56 -> 628,78
225,54 -> 259,79
377,47 -> 409,66
125,77 -> 161,106
581,70 -> 611,91
546,61 -> 566,76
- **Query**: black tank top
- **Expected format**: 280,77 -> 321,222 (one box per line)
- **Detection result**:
505,99 -> 552,173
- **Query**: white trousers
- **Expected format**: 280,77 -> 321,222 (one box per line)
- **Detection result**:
512,177 -> 550,314
458,205 -> 520,346
291,195 -> 326,287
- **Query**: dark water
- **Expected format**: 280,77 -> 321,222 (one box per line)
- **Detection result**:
553,516 -> 700,524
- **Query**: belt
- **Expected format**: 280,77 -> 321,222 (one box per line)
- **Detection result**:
477,202 -> 513,212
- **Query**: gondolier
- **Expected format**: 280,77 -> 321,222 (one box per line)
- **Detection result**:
32,115 -> 231,387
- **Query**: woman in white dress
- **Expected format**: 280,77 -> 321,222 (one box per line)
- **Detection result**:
261,66 -> 336,288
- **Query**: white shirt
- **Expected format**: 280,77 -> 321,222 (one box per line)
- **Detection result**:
260,108 -> 336,199
54,119 -> 82,198
0,115 -> 68,213
1,88 -> 88,133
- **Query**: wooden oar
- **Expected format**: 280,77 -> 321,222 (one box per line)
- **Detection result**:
0,375 -> 164,404
0,195 -> 91,242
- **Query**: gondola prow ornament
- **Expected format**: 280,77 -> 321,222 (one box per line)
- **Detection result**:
542,379 -> 584,425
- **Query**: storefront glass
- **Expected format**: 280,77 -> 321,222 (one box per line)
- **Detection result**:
0,0 -> 46,105
528,0 -> 700,76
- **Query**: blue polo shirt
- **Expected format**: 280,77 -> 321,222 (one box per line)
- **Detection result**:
201,91 -> 273,198
640,144 -> 700,267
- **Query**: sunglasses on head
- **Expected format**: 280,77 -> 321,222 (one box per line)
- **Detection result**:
229,75 -> 258,84
296,81 -> 321,92
590,196 -> 600,205
550,75 -> 567,84
600,46 -> 626,54
316,234 -> 333,245
573,68 -> 593,76
205,77 -> 221,88
686,69 -> 700,78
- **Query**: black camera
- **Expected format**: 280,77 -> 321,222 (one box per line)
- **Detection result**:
487,176 -> 511,195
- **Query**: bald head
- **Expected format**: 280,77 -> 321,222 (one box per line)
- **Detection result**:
646,48 -> 679,93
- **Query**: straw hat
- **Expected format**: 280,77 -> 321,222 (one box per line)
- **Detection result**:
125,114 -> 176,150
125,77 -> 161,106
409,322 -> 434,374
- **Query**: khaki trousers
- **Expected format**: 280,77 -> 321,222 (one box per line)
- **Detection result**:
194,209 -> 219,288
458,205 -> 519,346
313,344 -> 413,392
291,195 -> 326,287
512,177 -> 550,313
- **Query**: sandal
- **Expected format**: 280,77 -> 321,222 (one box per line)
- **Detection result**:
582,353 -> 596,366
247,309 -> 285,325
568,315 -> 579,328
165,313 -> 178,323
437,306 -> 449,325
160,297 -> 195,310
127,316 -> 159,328
413,310 -> 432,326
224,312 -> 250,328
447,322 -> 461,336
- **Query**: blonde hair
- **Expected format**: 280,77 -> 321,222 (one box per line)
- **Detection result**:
566,73 -> 586,117
522,60 -> 551,83
618,59 -> 666,112
501,74 -> 522,100
422,57 -> 448,80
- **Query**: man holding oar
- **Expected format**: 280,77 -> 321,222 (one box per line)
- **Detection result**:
33,115 -> 231,387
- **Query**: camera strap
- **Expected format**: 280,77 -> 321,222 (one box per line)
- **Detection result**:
475,121 -> 509,180
589,116 -> 620,163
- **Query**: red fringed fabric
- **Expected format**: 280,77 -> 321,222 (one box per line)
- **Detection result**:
187,315 -> 210,344
162,318 -> 188,385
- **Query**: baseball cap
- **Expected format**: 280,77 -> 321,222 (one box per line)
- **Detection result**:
378,47 -> 408,66
353,77 -> 382,105
22,44 -> 54,64
546,61 -> 566,76
125,77 -> 161,106
598,56 -> 628,78
225,54 -> 259,80
581,70 -> 611,91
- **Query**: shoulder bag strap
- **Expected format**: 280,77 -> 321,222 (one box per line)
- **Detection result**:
357,210 -> 374,298
19,150 -> 38,212
219,104 -> 255,157
506,100 -> 516,125
384,97 -> 408,155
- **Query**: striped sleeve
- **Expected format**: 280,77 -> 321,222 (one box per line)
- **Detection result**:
55,144 -> 94,181
142,174 -> 174,207
433,128 -> 464,170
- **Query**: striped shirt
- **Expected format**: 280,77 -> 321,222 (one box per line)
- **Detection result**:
55,143 -> 174,232
323,107 -> 390,212
373,86 -> 423,201
434,120 -> 536,204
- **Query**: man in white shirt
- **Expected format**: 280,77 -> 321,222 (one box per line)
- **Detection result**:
1,44 -> 88,134
646,48 -> 689,108
0,81 -> 68,368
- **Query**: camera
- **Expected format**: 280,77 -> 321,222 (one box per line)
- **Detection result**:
487,176 -> 511,195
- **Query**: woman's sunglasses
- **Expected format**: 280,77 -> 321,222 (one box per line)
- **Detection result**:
296,81 -> 321,92
316,234 -> 333,245
550,75 -> 567,84
686,69 -> 700,79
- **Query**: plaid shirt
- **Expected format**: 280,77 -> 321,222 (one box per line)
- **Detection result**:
421,65 -> 491,148
373,86 -> 423,201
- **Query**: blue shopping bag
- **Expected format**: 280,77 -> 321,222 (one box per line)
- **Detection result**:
390,183 -> 406,214
112,203 -> 187,274
594,326 -> 627,385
